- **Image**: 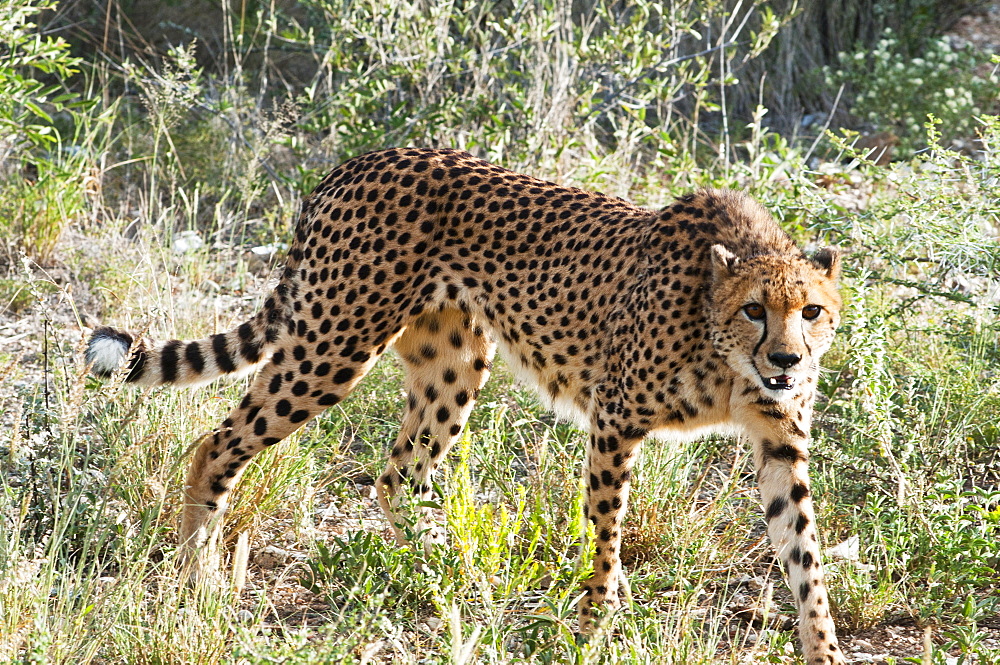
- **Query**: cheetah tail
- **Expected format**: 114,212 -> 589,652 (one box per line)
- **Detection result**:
85,308 -> 282,388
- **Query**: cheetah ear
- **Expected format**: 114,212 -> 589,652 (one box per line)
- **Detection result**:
810,247 -> 841,280
710,244 -> 740,281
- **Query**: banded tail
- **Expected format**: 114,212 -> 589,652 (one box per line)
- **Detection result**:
86,304 -> 286,388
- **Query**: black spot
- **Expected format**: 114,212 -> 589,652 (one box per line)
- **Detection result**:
766,497 -> 786,521
254,417 -> 267,436
289,410 -> 310,423
160,341 -> 181,383
763,439 -> 807,463
333,367 -> 356,384
240,338 -> 262,362
318,393 -> 340,406
185,342 -> 205,374
212,334 -> 237,372
275,399 -> 291,416
621,425 -> 647,440
790,483 -> 810,502
795,513 -> 809,533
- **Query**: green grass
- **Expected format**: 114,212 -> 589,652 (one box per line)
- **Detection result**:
4,1 -> 1000,663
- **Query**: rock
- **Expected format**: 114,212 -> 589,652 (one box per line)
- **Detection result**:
826,535 -> 860,560
248,243 -> 287,271
254,544 -> 306,569
172,230 -> 204,254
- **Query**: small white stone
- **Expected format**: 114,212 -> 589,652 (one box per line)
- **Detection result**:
172,230 -> 204,254
826,535 -> 860,561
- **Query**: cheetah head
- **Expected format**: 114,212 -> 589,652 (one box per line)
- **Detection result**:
708,245 -> 842,400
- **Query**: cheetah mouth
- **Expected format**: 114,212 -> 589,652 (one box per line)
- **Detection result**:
762,375 -> 795,391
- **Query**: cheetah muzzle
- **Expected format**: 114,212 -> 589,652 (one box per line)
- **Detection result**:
87,148 -> 847,665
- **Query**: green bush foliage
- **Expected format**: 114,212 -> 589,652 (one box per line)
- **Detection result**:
0,0 -> 93,263
827,29 -> 998,152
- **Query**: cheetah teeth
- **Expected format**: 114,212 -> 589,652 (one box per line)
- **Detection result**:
763,375 -> 795,390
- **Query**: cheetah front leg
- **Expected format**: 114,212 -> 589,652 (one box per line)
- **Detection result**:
578,421 -> 646,632
738,400 -> 846,665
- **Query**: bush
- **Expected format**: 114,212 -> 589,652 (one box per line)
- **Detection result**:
0,0 -> 94,265
827,29 -> 997,153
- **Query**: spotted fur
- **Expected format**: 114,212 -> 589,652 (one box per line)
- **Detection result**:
87,148 -> 845,664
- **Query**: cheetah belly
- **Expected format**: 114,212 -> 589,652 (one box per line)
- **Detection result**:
491,334 -> 593,427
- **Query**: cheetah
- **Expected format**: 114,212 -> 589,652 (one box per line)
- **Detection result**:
87,148 -> 845,664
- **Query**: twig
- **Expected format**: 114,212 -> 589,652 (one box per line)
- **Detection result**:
581,40 -> 737,125
802,83 -> 844,165
43,317 -> 51,437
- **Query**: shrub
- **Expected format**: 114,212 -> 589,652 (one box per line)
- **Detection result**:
827,29 -> 997,153
0,0 -> 91,265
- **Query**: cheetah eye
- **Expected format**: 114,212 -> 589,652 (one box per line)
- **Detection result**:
802,304 -> 822,320
743,303 -> 765,321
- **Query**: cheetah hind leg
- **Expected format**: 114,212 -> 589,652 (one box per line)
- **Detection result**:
376,309 -> 496,552
179,341 -> 386,583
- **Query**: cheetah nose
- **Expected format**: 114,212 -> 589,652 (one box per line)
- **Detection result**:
768,352 -> 801,369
